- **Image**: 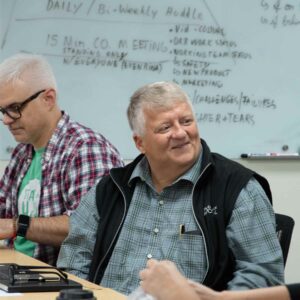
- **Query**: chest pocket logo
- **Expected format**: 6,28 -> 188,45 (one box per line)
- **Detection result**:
204,205 -> 218,216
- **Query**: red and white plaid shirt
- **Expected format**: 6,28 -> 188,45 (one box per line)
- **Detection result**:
0,112 -> 123,265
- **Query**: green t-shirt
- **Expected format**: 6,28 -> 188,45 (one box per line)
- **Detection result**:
14,148 -> 44,257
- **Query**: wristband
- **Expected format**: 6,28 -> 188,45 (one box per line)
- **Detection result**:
17,215 -> 31,237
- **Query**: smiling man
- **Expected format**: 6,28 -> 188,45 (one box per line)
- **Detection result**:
58,81 -> 284,295
0,53 -> 123,265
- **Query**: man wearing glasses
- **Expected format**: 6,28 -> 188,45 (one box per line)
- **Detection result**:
0,53 -> 123,265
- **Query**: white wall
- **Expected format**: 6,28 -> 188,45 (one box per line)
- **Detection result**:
0,159 -> 299,283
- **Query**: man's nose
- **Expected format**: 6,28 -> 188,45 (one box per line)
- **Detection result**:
171,125 -> 186,138
1,113 -> 15,125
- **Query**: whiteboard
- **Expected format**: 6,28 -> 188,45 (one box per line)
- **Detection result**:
1,0 -> 300,159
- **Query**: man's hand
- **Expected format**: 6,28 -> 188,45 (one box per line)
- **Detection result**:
139,259 -> 200,300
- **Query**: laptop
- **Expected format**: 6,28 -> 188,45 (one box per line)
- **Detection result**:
0,264 -> 82,293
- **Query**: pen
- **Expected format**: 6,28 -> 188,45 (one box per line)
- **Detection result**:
241,153 -> 299,158
179,224 -> 185,239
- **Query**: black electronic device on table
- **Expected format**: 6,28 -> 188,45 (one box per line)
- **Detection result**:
0,263 -> 82,293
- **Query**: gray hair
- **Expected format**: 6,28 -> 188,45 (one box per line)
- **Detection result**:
127,81 -> 193,136
0,53 -> 57,91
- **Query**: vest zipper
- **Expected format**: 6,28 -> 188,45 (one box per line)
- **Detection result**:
191,162 -> 212,283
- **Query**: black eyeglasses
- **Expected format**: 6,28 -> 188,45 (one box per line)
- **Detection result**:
0,89 -> 46,121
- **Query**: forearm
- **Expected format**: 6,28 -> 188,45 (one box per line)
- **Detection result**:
0,218 -> 15,239
227,179 -> 284,289
189,281 -> 290,300
57,186 -> 98,279
1,215 -> 69,246
220,285 -> 290,300
57,213 -> 96,279
25,215 -> 69,247
227,260 -> 284,289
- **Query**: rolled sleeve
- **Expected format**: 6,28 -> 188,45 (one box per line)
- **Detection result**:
57,185 -> 99,279
226,178 -> 285,289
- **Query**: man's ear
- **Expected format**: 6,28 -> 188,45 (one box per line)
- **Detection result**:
43,88 -> 57,109
133,134 -> 145,154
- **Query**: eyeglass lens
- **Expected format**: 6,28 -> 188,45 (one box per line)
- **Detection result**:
0,89 -> 45,121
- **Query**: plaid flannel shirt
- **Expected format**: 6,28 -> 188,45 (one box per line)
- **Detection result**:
0,112 -> 123,265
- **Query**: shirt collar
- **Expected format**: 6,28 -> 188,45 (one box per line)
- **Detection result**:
24,111 -> 69,159
129,150 -> 203,187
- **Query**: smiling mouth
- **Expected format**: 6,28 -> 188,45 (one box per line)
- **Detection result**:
172,142 -> 190,149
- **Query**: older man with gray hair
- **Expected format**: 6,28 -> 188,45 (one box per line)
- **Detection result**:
58,81 -> 284,294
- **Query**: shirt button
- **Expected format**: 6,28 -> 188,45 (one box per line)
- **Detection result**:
153,228 -> 159,234
147,254 -> 153,259
159,200 -> 164,206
